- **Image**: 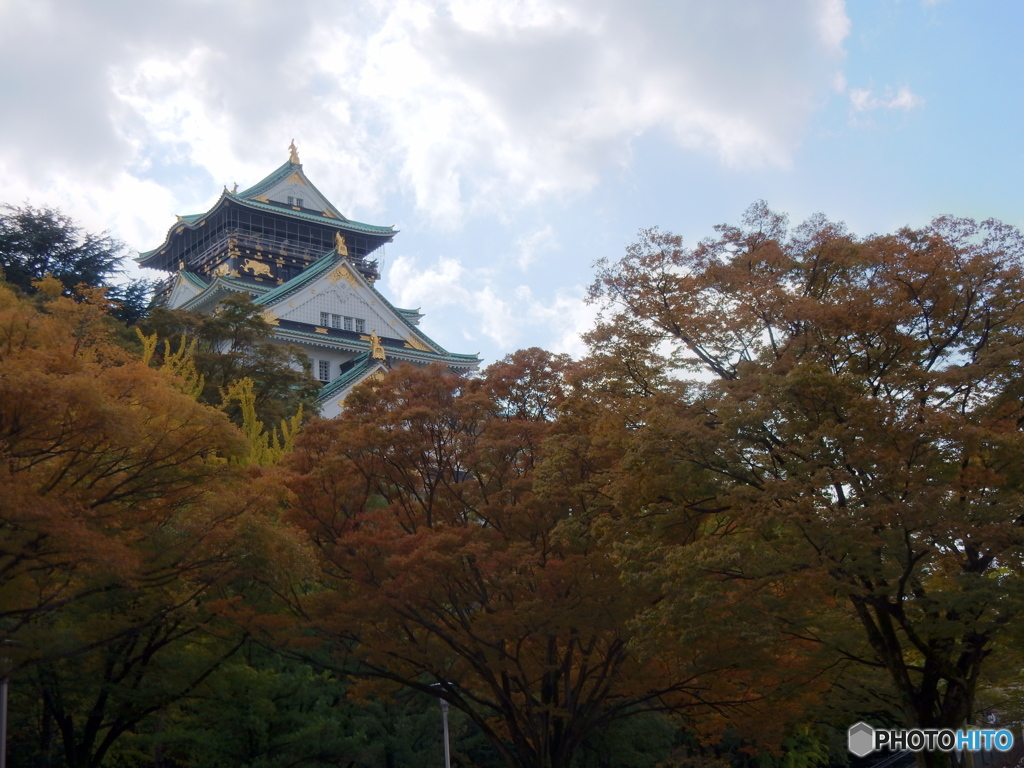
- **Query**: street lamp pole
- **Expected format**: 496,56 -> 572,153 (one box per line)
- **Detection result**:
0,641 -> 19,768
440,698 -> 451,768
0,673 -> 8,768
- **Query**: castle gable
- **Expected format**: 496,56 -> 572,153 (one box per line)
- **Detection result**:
166,271 -> 207,308
259,253 -> 443,357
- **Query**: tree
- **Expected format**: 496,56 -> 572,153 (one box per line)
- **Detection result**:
0,204 -> 155,323
0,278 -> 281,766
142,294 -> 320,428
587,203 -> 1024,767
276,360 -> 749,768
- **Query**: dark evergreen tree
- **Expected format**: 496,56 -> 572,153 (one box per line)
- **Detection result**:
0,203 -> 157,323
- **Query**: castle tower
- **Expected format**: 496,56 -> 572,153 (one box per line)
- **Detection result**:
138,144 -> 480,416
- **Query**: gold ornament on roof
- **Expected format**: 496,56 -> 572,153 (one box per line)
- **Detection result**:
327,263 -> 358,289
289,139 -> 300,165
242,259 -> 272,277
334,232 -> 349,256
361,331 -> 387,360
403,335 -> 431,352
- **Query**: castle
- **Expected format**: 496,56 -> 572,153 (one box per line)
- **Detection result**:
138,143 -> 479,417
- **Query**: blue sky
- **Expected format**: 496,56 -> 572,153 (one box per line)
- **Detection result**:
0,0 -> 1020,366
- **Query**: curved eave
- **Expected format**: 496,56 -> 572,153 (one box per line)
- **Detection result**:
271,324 -> 478,368
137,189 -> 235,267
178,275 -> 266,312
180,270 -> 209,290
232,194 -> 396,236
138,191 -> 396,271
316,353 -> 383,403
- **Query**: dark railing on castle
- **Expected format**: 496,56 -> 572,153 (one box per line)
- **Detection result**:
152,228 -> 379,302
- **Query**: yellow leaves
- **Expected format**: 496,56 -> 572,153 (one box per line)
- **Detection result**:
0,283 -> 255,645
33,274 -> 63,297
137,328 -> 206,398
220,377 -> 303,466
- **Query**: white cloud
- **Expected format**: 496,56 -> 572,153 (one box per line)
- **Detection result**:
0,0 -> 850,240
349,0 -> 850,205
514,225 -> 557,270
385,253 -> 594,357
850,85 -> 923,112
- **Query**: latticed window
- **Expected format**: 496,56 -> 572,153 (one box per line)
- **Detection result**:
331,314 -> 342,329
354,318 -> 366,333
344,316 -> 354,332
318,360 -> 330,382
320,312 -> 329,326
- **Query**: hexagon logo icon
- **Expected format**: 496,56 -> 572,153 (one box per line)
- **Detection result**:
848,722 -> 875,757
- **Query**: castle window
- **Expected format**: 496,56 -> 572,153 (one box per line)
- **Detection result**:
318,360 -> 330,382
354,318 -> 366,334
296,198 -> 304,208
330,314 -> 342,329
344,316 -> 354,332
287,196 -> 294,205
319,312 -> 329,326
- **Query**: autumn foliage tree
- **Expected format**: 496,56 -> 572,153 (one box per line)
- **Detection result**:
0,278 -> 275,767
587,203 -> 1024,767
278,358 -> 749,768
142,294 -> 320,429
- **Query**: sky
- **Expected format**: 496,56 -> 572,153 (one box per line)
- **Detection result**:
1,0 -> 1021,366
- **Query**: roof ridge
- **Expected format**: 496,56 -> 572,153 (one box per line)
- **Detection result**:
255,249 -> 341,306
236,160 -> 295,199
257,250 -> 478,366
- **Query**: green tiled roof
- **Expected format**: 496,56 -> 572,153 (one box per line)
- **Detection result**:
138,160 -> 396,264
394,306 -> 423,322
236,160 -> 299,200
255,251 -> 340,306
255,247 -> 477,363
178,274 -> 270,312
220,275 -> 271,294
272,324 -> 478,368
227,194 -> 395,236
316,352 -> 382,403
181,271 -> 208,289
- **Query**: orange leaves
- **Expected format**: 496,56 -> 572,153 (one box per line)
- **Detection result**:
0,282 -> 252,658
278,360 -> 713,768
587,205 -> 1024,736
